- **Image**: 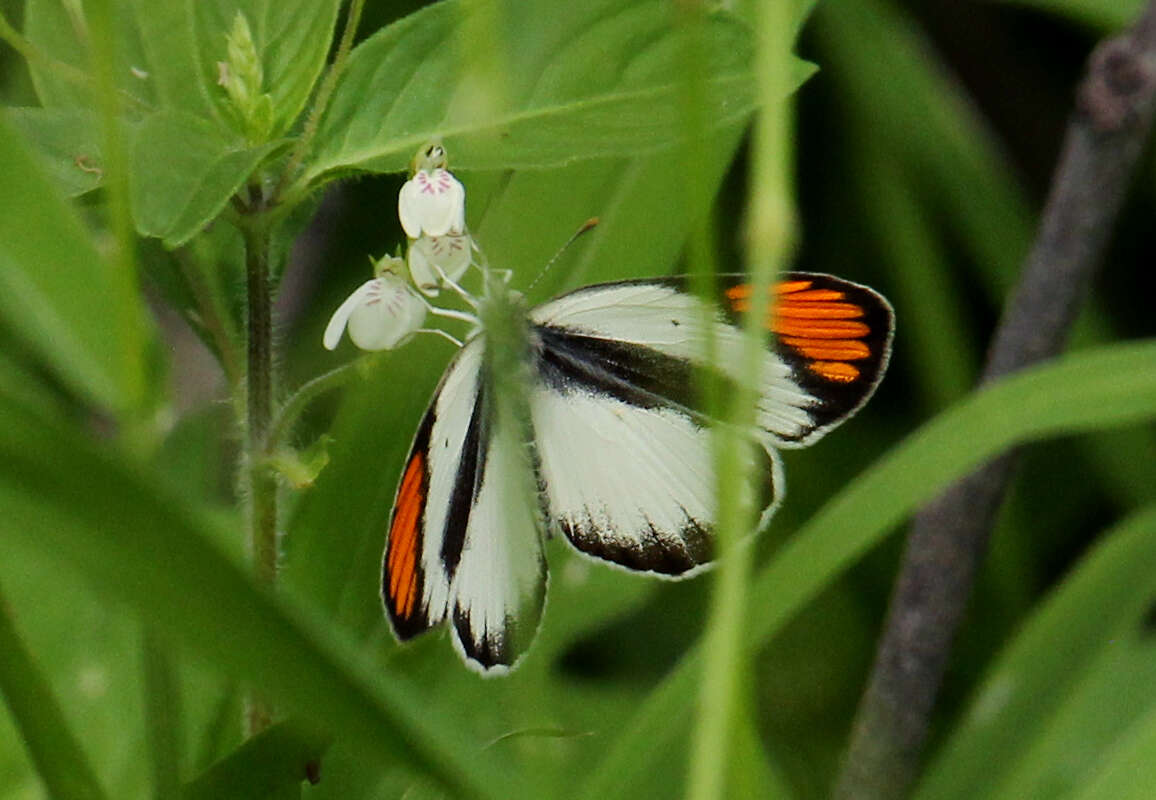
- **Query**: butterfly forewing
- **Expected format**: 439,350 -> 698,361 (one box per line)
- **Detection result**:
530,272 -> 893,447
446,380 -> 547,672
383,331 -> 549,673
383,341 -> 483,641
525,272 -> 890,576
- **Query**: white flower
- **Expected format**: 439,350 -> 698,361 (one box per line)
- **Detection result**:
323,266 -> 426,351
408,232 -> 472,295
398,143 -> 465,238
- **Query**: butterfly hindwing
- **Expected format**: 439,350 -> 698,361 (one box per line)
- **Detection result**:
529,359 -> 782,576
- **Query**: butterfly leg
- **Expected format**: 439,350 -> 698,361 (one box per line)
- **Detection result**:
414,327 -> 464,347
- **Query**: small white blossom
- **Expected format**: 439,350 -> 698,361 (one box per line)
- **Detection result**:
398,143 -> 465,238
408,232 -> 472,295
323,263 -> 426,351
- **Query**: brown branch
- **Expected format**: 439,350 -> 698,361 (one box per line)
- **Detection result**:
834,5 -> 1156,799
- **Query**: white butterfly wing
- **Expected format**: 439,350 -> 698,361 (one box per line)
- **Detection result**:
530,378 -> 781,576
383,336 -> 548,673
446,381 -> 547,673
527,273 -> 892,575
530,273 -> 893,448
383,272 -> 892,667
383,340 -> 483,641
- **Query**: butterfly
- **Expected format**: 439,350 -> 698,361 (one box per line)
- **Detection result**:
382,272 -> 893,674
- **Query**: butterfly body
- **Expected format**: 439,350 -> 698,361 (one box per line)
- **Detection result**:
383,272 -> 893,673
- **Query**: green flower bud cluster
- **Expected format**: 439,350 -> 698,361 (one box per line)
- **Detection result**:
218,12 -> 274,143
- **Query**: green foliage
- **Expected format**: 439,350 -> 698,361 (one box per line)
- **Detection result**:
0,0 -> 1154,798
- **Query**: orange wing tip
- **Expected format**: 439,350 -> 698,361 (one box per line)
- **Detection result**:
771,319 -> 872,338
808,361 -> 861,382
725,280 -> 818,304
782,288 -> 847,302
780,336 -> 872,360
774,280 -> 815,295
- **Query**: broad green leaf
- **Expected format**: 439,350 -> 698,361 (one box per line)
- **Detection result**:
130,110 -> 284,247
24,0 -> 340,133
0,112 -> 149,412
579,340 -> 1156,799
0,398 -> 534,800
303,0 -> 809,183
916,506 -> 1156,800
4,107 -> 104,195
729,701 -> 797,800
23,0 -> 152,110
0,583 -> 108,800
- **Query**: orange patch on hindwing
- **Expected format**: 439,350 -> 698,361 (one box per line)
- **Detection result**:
387,452 -> 425,619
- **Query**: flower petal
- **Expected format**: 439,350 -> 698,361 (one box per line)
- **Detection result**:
347,279 -> 427,350
323,280 -> 376,350
397,177 -> 424,238
397,169 -> 466,238
408,232 -> 472,296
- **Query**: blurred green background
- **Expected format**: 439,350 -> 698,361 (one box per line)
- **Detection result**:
0,0 -> 1154,798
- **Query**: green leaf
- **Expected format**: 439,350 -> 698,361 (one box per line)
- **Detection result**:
182,720 -> 329,800
916,505 -> 1156,800
4,107 -> 104,196
0,398 -> 534,800
303,0 -> 809,183
24,0 -> 340,134
1063,706 -> 1156,800
0,112 -> 149,412
579,340 -> 1156,799
130,110 -> 283,247
0,583 -> 109,800
22,0 -> 152,110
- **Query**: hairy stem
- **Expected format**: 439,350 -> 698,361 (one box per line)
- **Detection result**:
241,202 -> 278,735
835,4 -> 1156,798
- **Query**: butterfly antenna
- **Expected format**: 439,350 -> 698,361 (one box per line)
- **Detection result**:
527,217 -> 600,292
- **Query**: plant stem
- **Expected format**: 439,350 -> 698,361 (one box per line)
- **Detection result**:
241,202 -> 278,735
